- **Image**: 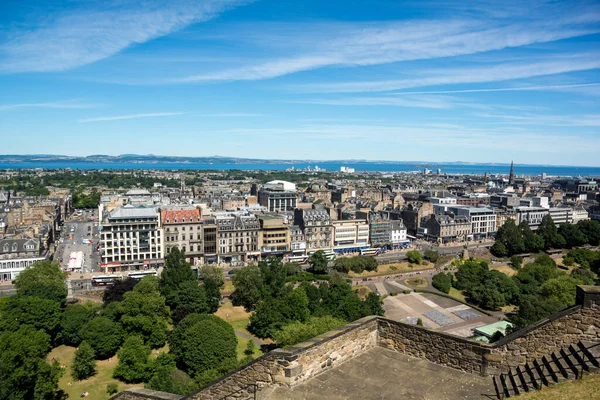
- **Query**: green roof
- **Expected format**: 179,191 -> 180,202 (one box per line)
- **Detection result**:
473,321 -> 513,338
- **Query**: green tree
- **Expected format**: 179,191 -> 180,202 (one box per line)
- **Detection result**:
537,215 -> 566,249
79,317 -> 123,359
364,292 -> 384,316
170,281 -> 209,325
416,318 -> 423,327
423,250 -> 440,263
273,316 -> 346,347
571,267 -> 597,285
0,295 -> 61,335
102,279 -> 138,305
0,325 -> 65,400
406,250 -> 422,264
510,294 -> 563,329
118,276 -> 170,348
520,221 -> 544,253
278,288 -> 310,323
577,220 -> 600,246
558,223 -> 588,249
494,219 -> 525,256
509,255 -> 523,270
169,314 -> 237,377
200,265 -> 224,313
113,335 -> 151,383
490,241 -> 508,257
145,354 -> 197,396
454,260 -> 488,292
71,341 -> 96,380
538,275 -> 580,309
432,272 -> 452,293
244,339 -> 257,357
160,248 -> 195,308
59,302 -> 99,346
248,298 -> 285,339
309,250 -> 329,274
231,264 -> 265,312
14,260 -> 67,304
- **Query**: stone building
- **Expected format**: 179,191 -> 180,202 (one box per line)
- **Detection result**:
0,237 -> 45,281
161,207 -> 203,265
288,225 -> 306,255
258,215 -> 290,256
216,212 -> 260,264
401,202 -> 433,235
422,213 -> 472,243
294,208 -> 333,251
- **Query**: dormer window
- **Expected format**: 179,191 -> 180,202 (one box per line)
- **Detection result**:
12,243 -> 18,252
174,218 -> 178,223
2,244 -> 8,252
166,219 -> 170,223
181,218 -> 186,223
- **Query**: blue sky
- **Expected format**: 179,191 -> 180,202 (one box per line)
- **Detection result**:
1,0 -> 599,165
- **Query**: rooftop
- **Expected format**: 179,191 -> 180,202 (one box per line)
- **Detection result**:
109,205 -> 158,220
265,346 -> 494,400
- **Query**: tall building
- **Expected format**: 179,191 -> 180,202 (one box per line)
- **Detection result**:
216,212 -> 260,264
161,207 -> 203,265
332,219 -> 369,252
509,161 -> 515,185
294,208 -> 333,251
258,215 -> 290,256
100,206 -> 163,273
258,181 -> 297,212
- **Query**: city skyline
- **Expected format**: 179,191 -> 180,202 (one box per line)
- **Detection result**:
1,0 -> 599,165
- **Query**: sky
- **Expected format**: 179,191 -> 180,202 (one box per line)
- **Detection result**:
0,0 -> 599,165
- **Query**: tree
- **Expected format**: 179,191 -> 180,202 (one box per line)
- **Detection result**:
14,260 -> 67,304
170,281 -> 209,325
432,272 -> 452,293
59,302 -> 99,346
513,260 -> 558,296
113,335 -> 151,383
0,325 -> 65,400
118,276 -> 170,348
538,275 -> 580,310
146,354 -> 197,396
79,317 -> 123,359
406,250 -> 422,264
416,318 -> 424,327
423,250 -> 440,263
520,221 -> 544,253
160,248 -> 195,308
558,223 -> 588,249
71,341 -> 96,380
571,267 -> 597,285
309,250 -> 329,274
248,298 -> 285,339
510,294 -> 564,329
0,295 -> 61,335
494,219 -> 525,256
509,255 -> 523,270
273,316 -> 346,347
490,241 -> 509,257
102,279 -> 138,305
200,265 -> 224,313
454,260 -> 488,292
231,264 -> 265,311
244,339 -> 257,357
278,288 -> 310,323
169,314 -> 237,377
364,292 -> 384,316
577,220 -> 600,246
537,215 -> 566,250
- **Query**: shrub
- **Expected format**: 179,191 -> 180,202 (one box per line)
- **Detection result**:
106,384 -> 119,395
113,335 -> 151,383
389,265 -> 398,271
403,289 -> 412,294
406,250 -> 422,264
431,272 -> 452,294
389,292 -> 398,296
71,341 -> 96,380
509,255 -> 523,270
416,318 -> 423,327
79,317 -> 123,359
424,250 -> 440,263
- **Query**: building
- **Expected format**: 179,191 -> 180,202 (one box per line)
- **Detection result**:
401,202 -> 434,235
572,207 -> 590,224
202,216 -> 218,264
548,207 -> 573,225
490,194 -> 521,209
457,194 -> 490,207
294,208 -> 333,251
288,225 -> 306,255
332,219 -> 369,252
161,207 -> 203,265
0,237 -> 45,281
422,213 -> 472,243
445,206 -> 496,239
258,215 -> 290,256
428,197 -> 457,205
390,220 -> 408,247
216,212 -> 260,264
514,206 -> 550,230
369,217 -> 392,247
258,182 -> 297,212
100,206 -> 164,273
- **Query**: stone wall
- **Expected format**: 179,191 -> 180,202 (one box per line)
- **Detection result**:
187,316 -> 378,399
378,318 -> 492,375
111,388 -> 183,400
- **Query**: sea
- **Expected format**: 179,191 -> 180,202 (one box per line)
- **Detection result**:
1,160 -> 599,177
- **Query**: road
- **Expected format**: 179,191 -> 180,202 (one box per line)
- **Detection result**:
53,209 -> 101,275
374,241 -> 493,263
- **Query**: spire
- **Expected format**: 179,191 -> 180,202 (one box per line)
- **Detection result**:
509,161 -> 515,185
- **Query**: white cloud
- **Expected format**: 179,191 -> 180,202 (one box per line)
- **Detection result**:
79,112 -> 184,123
384,83 -> 600,95
0,0 -> 252,73
0,99 -> 100,111
294,94 -> 486,109
200,113 -> 263,117
295,54 -> 600,93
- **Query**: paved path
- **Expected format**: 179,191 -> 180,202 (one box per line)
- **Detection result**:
234,328 -> 265,347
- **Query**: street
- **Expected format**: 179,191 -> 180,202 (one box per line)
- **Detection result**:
53,209 -> 101,276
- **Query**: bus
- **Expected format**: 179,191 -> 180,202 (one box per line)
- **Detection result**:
309,250 -> 337,261
288,255 -> 309,265
127,270 -> 158,281
91,275 -> 122,286
360,248 -> 381,257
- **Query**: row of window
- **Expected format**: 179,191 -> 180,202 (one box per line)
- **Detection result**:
2,243 -> 35,252
0,259 -> 40,270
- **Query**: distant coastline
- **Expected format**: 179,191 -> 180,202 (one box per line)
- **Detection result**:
0,155 -> 599,177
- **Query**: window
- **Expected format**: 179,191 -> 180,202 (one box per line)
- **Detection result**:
2,244 -> 8,252
12,243 -> 18,252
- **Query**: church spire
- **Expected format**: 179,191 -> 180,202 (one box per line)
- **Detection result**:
509,161 -> 515,185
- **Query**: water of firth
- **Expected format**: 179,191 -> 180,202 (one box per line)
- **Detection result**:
1,160 -> 599,177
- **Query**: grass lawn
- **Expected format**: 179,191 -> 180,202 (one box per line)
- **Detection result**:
221,280 -> 235,295
47,345 -> 138,400
353,284 -> 373,299
214,301 -> 252,335
349,261 -> 431,278
490,264 -> 517,277
514,373 -> 600,400
448,287 -> 467,302
235,335 -> 263,361
403,277 -> 428,288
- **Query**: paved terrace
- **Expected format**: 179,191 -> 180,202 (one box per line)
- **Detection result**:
265,346 -> 496,400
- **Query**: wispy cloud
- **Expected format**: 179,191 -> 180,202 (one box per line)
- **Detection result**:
0,0 -> 252,73
175,4 -> 600,83
294,94 -> 486,109
385,83 -> 600,95
200,113 -> 263,117
295,54 -> 600,93
79,112 -> 184,123
0,99 -> 99,111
